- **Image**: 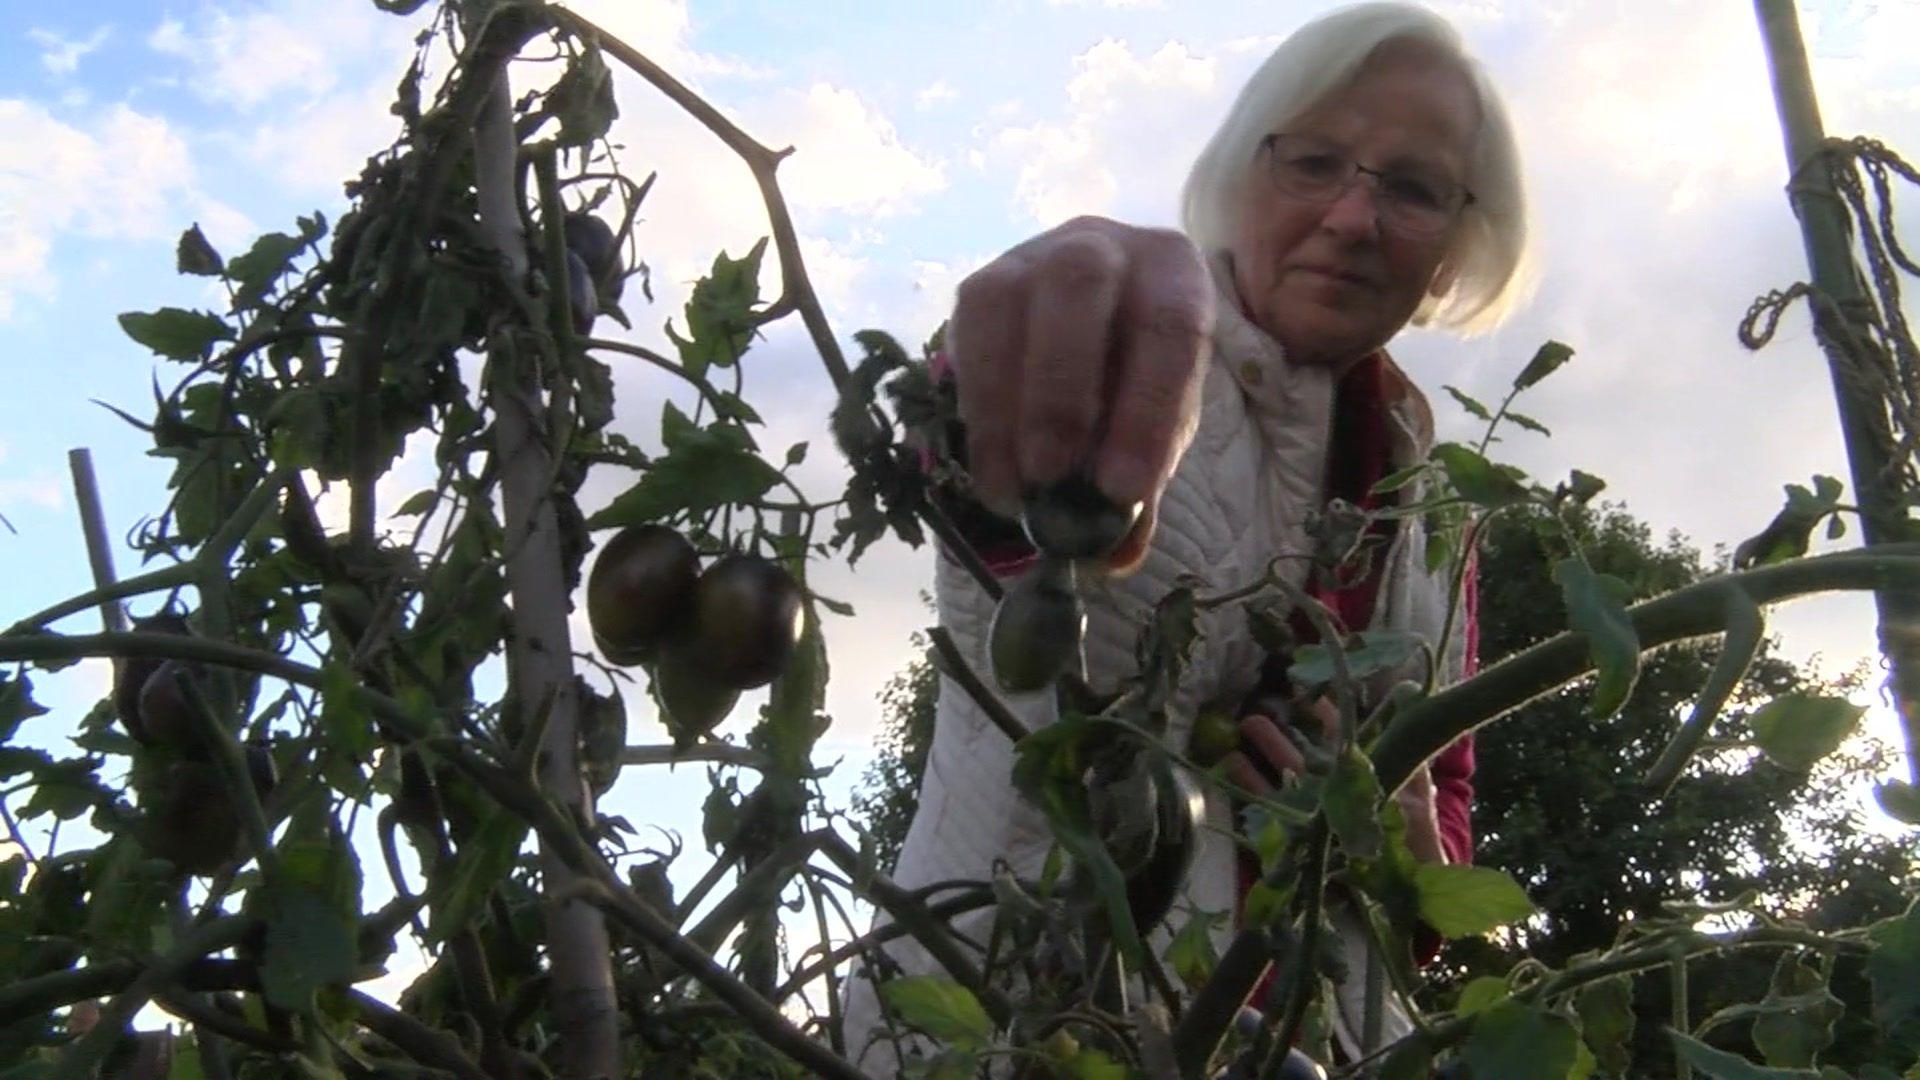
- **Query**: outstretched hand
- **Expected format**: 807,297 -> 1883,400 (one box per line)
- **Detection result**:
947,215 -> 1214,572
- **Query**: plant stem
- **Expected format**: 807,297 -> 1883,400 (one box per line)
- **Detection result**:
1367,545 -> 1920,793
927,625 -> 1032,743
554,8 -> 850,390
470,46 -> 620,1079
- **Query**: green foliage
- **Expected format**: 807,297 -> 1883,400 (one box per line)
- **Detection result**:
1553,557 -> 1640,719
1461,1001 -> 1583,1079
1748,695 -> 1866,771
879,976 -> 994,1049
1413,863 -> 1537,939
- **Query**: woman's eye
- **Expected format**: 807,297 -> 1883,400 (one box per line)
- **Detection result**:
1288,154 -> 1345,179
1386,175 -> 1445,209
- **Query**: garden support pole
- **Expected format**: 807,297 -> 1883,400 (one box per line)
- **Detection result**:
1756,0 -> 1920,783
470,53 -> 621,1080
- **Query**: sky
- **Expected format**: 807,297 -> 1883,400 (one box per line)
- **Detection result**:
4,0 -> 1920,895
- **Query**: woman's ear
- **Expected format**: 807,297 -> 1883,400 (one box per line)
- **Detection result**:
1427,254 -> 1460,299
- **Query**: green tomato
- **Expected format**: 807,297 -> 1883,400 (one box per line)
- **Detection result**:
988,559 -> 1084,693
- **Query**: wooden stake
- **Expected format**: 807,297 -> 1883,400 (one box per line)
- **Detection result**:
67,448 -> 127,634
1756,0 -> 1920,783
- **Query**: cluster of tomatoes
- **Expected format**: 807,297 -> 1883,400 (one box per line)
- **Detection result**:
113,613 -> 275,875
586,525 -> 806,744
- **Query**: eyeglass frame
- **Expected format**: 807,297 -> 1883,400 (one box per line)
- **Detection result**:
1256,132 -> 1477,237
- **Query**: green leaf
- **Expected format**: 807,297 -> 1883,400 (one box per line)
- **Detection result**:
549,44 -> 618,149
1733,478 -> 1846,569
1165,909 -> 1223,991
785,441 -> 809,467
1058,1046 -> 1126,1079
879,976 -> 993,1049
1667,1031 -> 1821,1079
259,823 -> 361,1012
1566,470 -> 1607,504
1553,559 -> 1640,719
1513,340 -> 1575,391
1378,1033 -> 1436,1080
1746,695 -> 1862,771
176,224 -> 223,276
1867,898 -> 1920,1055
260,886 -> 357,1011
1370,462 -> 1430,497
392,489 -> 437,517
666,239 -> 768,376
586,425 -> 784,529
1444,384 -> 1492,422
1322,744 -> 1384,860
1413,863 -> 1535,939
1577,974 -> 1635,1077
1506,411 -> 1551,436
1457,975 -> 1510,1016
426,804 -> 529,942
227,229 -> 311,309
20,758 -> 109,821
1290,629 -> 1424,687
1751,954 -> 1841,1068
0,672 -> 49,744
118,309 -> 235,361
1010,714 -> 1144,966
1463,1002 -> 1580,1079
1875,780 -> 1920,825
1431,442 -> 1531,508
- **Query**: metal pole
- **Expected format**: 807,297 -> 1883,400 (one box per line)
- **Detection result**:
1755,0 -> 1920,783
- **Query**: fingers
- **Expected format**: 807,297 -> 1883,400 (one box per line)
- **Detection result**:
1224,751 -> 1271,797
950,260 -> 1030,517
1095,228 -> 1212,509
1302,696 -> 1341,742
1018,230 -> 1126,487
946,217 -> 1211,527
1239,713 -> 1307,780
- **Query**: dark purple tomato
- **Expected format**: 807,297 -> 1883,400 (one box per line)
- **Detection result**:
587,525 -> 701,666
682,554 -> 804,691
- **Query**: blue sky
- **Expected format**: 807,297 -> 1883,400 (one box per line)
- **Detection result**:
5,0 -> 1920,878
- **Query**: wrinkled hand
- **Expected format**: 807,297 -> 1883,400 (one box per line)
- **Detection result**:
948,216 -> 1214,572
1227,696 -> 1451,865
1224,697 -> 1339,796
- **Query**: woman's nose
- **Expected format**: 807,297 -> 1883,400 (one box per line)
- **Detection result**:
1317,179 -> 1383,240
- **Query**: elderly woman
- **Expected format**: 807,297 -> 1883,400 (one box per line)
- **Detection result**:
843,2 -> 1529,1071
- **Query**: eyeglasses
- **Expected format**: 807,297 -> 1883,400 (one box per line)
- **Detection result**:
1259,133 -> 1475,237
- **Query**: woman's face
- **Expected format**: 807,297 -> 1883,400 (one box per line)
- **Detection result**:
1227,42 -> 1480,366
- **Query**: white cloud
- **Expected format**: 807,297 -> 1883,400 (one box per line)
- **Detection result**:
146,3 -> 393,112
0,100 -> 229,319
28,26 -> 112,75
988,38 -> 1218,225
915,80 -> 958,110
772,84 -> 947,219
554,0 -> 776,82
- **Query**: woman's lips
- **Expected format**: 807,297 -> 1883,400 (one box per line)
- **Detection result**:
1293,265 -> 1374,287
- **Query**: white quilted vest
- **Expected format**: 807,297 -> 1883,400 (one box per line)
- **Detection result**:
840,255 -> 1465,1074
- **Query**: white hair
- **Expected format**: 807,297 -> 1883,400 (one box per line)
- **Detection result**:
1180,2 -> 1531,334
